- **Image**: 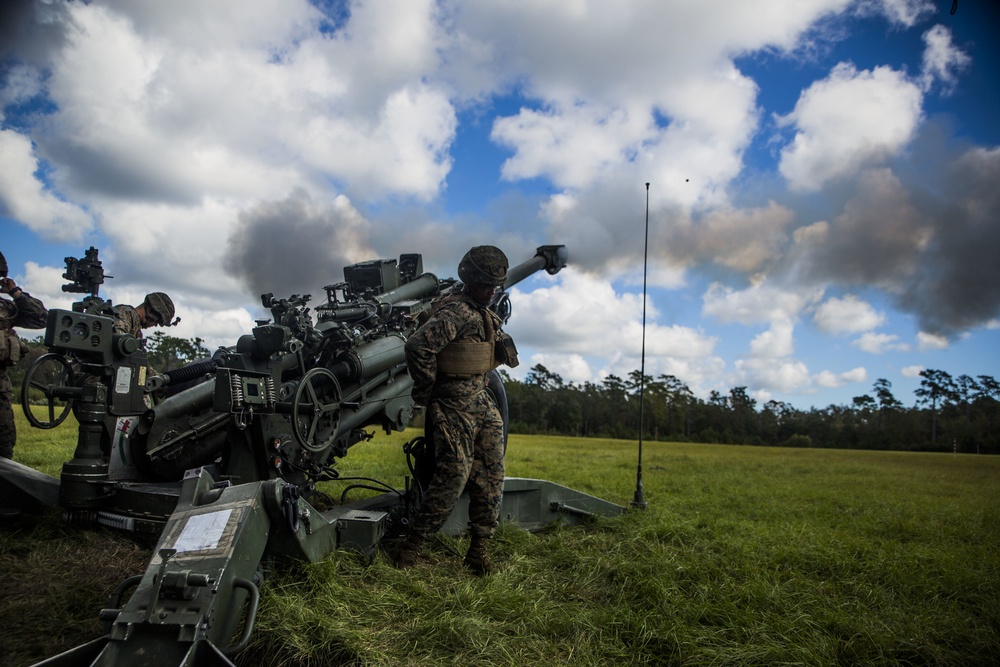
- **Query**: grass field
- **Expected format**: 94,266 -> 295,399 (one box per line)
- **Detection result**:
2,410 -> 998,666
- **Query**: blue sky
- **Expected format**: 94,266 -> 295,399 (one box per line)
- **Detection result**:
1,0 -> 997,410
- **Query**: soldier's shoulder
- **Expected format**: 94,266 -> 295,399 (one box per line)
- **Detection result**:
434,293 -> 479,313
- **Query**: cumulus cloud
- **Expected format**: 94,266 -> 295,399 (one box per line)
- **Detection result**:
507,269 -> 723,394
777,63 -> 923,191
919,25 -> 969,93
813,294 -> 885,334
735,357 -> 812,394
853,332 -> 909,354
875,0 -> 935,27
917,331 -> 949,350
749,318 -> 795,358
815,366 -> 867,388
0,130 -> 93,241
702,281 -> 821,326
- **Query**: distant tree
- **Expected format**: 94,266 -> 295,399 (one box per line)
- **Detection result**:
852,393 -> 876,426
526,364 -> 564,391
145,331 -> 211,373
872,378 -> 902,436
659,374 -> 694,438
729,386 -> 757,442
915,369 -> 957,447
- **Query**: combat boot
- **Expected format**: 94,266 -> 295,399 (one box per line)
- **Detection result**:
464,535 -> 493,575
395,532 -> 425,569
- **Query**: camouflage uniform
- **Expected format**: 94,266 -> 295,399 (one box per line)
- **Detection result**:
111,295 -> 173,408
112,304 -> 144,337
404,292 -> 506,539
113,292 -> 175,337
1,289 -> 48,459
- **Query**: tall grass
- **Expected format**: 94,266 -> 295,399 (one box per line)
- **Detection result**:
2,412 -> 998,666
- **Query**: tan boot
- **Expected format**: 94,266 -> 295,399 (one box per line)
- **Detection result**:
395,532 -> 425,569
464,535 -> 493,575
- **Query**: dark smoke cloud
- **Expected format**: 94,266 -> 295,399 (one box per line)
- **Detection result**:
223,188 -> 374,302
801,168 -> 930,291
771,136 -> 1000,338
0,0 -> 69,64
898,145 -> 1000,335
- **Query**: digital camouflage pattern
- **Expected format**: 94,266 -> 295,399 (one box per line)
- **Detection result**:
1,289 -> 48,458
404,291 -> 506,539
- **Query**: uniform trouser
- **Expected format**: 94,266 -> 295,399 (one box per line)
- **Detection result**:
411,391 -> 505,539
0,373 -> 15,459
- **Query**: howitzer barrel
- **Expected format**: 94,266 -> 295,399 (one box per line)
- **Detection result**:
504,245 -> 568,289
375,272 -> 439,305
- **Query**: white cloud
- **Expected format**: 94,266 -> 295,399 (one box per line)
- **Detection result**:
749,318 -> 795,358
506,269 -> 724,394
813,294 -> 885,334
875,0 -> 935,27
841,366 -> 868,383
917,331 -> 949,350
777,63 -> 923,191
853,331 -> 909,354
815,366 -> 868,388
0,130 -> 93,241
702,281 -> 821,326
735,357 -> 812,393
920,24 -> 970,94
902,364 -> 925,378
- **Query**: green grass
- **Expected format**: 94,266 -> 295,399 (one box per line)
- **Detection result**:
2,413 -> 998,666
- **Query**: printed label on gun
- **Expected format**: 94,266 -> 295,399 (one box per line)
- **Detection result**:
115,366 -> 133,394
174,509 -> 233,553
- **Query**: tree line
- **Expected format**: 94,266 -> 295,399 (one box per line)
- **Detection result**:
500,365 -> 1000,454
13,334 -> 997,454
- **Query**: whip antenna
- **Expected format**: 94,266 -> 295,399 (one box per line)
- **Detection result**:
632,182 -> 650,510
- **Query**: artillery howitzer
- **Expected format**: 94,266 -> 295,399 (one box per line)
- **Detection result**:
1,245 -> 624,666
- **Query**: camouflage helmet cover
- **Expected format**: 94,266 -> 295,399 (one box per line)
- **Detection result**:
0,251 -> 7,278
457,246 -> 508,287
144,292 -> 175,325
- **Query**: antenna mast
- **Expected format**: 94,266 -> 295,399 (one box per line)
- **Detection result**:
632,182 -> 650,510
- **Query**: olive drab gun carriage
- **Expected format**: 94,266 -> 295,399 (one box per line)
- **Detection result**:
0,245 -> 624,667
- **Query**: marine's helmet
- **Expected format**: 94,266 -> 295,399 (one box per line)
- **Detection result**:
457,246 -> 508,288
144,292 -> 175,325
0,251 -> 7,278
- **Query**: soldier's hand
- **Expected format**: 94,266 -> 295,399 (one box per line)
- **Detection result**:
0,277 -> 16,294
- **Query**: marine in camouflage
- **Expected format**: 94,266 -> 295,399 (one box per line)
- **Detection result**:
404,289 -> 507,540
113,304 -> 144,337
112,292 -> 175,337
1,282 -> 48,459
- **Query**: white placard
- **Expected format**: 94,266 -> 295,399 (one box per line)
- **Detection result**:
173,509 -> 233,553
114,366 -> 133,394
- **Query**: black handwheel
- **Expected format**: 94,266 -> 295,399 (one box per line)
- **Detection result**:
291,367 -> 342,453
21,353 -> 76,429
